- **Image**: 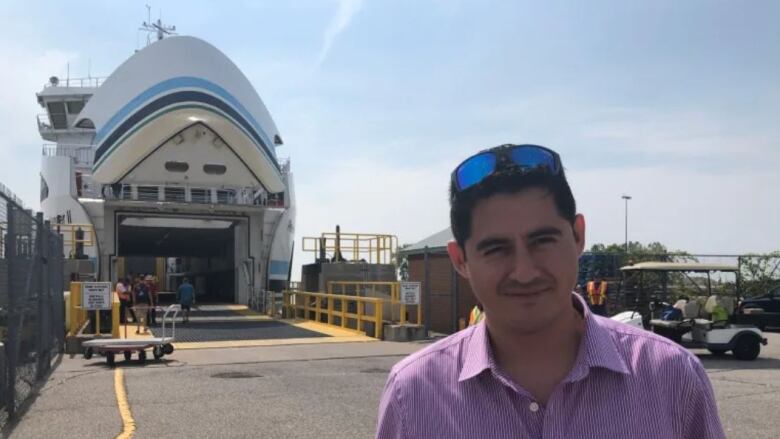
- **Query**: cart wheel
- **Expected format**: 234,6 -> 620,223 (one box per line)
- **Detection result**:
153,345 -> 164,360
106,352 -> 116,367
138,350 -> 147,363
163,343 -> 174,355
83,347 -> 94,360
733,335 -> 761,361
124,351 -> 132,361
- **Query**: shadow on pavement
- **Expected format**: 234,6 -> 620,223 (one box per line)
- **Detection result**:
698,354 -> 780,371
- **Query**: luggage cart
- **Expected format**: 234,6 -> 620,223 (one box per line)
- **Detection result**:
82,304 -> 181,366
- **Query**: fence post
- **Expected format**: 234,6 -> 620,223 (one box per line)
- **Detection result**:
423,246 -> 430,337
36,213 -> 47,380
5,201 -> 17,418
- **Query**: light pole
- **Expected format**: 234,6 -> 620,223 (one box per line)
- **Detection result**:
622,195 -> 632,253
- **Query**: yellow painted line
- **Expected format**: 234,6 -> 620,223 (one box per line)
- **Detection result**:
114,368 -> 135,439
288,320 -> 368,337
174,335 -> 375,350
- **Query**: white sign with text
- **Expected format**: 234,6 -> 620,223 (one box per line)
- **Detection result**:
399,282 -> 421,305
81,282 -> 112,310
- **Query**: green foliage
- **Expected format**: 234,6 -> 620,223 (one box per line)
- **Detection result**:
739,252 -> 780,297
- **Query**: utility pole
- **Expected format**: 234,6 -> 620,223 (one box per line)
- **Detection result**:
622,195 -> 632,253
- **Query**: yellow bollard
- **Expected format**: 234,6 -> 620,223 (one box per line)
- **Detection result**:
112,292 -> 120,338
375,301 -> 384,339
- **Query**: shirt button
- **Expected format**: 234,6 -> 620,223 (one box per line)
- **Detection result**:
529,402 -> 540,413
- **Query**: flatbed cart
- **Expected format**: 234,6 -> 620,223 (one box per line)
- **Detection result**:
82,304 -> 181,367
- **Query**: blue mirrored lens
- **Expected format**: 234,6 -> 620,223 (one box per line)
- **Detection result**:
509,147 -> 559,173
456,152 -> 496,190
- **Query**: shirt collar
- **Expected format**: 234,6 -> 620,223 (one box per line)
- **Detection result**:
458,293 -> 630,383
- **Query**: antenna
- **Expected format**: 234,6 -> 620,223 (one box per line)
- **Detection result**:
139,4 -> 177,46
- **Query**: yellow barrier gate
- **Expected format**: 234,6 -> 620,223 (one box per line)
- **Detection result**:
67,282 -> 120,338
327,281 -> 422,326
283,291 -> 385,339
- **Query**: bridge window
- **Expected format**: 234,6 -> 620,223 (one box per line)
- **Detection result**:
165,161 -> 189,173
75,118 -> 95,129
203,164 -> 227,175
66,101 -> 85,114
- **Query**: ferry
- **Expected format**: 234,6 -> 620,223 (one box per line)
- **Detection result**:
36,22 -> 295,305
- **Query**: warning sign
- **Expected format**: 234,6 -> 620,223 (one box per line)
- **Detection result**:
399,282 -> 421,305
82,282 -> 112,310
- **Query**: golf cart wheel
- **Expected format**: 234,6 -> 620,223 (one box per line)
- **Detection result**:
124,351 -> 132,361
153,345 -> 164,360
707,349 -> 728,356
106,352 -> 116,367
83,347 -> 94,360
163,343 -> 174,355
138,350 -> 147,363
733,335 -> 761,361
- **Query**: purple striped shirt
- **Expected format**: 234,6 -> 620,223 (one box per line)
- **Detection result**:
377,294 -> 725,438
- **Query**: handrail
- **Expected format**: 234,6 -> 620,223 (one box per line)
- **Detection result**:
103,182 -> 284,208
44,76 -> 106,88
302,232 -> 398,264
42,144 -> 94,165
282,290 -> 385,339
327,281 -> 422,325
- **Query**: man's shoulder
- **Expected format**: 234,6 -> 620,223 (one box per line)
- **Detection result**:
389,326 -> 475,380
594,315 -> 703,375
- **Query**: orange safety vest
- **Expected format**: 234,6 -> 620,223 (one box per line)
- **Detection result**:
587,281 -> 607,306
468,306 -> 484,326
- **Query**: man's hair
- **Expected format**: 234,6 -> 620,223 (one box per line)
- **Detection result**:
449,147 -> 577,250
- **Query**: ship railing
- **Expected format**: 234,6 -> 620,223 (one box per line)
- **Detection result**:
42,143 -> 94,166
43,76 -> 106,89
102,183 -> 287,208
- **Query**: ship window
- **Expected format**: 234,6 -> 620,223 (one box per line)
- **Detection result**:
164,187 -> 186,202
76,118 -> 95,129
165,161 -> 189,173
40,174 -> 49,202
190,188 -> 210,203
46,101 -> 67,129
203,164 -> 227,175
66,101 -> 85,114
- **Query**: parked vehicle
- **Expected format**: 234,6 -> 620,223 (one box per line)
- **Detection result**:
612,262 -> 767,361
735,285 -> 780,330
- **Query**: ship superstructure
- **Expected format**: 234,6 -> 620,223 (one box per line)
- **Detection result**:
37,33 -> 295,304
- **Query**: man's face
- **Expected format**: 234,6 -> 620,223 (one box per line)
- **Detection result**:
448,188 -> 586,334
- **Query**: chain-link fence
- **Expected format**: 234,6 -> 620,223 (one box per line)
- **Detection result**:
0,191 -> 64,429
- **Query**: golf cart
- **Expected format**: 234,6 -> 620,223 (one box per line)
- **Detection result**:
612,262 -> 767,361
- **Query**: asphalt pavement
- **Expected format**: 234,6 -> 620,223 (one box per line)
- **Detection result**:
5,333 -> 780,439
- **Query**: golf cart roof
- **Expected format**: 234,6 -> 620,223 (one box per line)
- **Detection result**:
620,262 -> 739,273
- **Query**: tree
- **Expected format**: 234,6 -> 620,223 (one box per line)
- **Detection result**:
739,252 -> 780,297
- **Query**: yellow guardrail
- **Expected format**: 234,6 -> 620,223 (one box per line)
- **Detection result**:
302,232 -> 398,264
282,290 -> 385,339
53,223 -> 95,247
67,282 -> 121,338
327,281 -> 422,326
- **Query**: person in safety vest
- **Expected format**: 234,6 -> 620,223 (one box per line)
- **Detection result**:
468,303 -> 484,326
587,276 -> 608,316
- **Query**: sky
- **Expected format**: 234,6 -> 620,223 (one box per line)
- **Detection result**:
0,0 -> 778,279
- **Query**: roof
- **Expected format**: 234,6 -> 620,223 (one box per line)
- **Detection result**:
620,262 -> 739,272
402,228 -> 453,255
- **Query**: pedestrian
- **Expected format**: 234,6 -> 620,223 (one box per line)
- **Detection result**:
587,275 -> 608,316
176,277 -> 196,323
116,277 -> 130,324
133,276 -> 153,334
145,275 -> 158,326
376,144 -> 724,438
467,303 -> 484,326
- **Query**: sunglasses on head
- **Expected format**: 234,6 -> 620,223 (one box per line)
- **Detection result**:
451,144 -> 562,192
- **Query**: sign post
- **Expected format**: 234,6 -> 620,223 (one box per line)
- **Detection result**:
82,282 -> 112,335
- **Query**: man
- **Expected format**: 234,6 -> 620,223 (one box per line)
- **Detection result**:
376,144 -> 724,438
176,277 -> 196,323
587,275 -> 608,316
133,276 -> 153,334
